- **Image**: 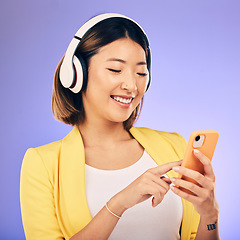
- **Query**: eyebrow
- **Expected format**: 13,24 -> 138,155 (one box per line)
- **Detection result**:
106,58 -> 147,65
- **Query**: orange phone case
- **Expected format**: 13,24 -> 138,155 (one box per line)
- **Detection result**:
178,130 -> 219,194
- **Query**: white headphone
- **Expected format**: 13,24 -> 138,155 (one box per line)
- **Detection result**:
59,13 -> 151,93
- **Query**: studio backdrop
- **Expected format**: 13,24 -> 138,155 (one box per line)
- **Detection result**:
0,0 -> 239,239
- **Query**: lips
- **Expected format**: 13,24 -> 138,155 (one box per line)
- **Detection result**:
110,95 -> 133,104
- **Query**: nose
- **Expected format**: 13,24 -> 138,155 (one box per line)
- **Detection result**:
121,71 -> 137,92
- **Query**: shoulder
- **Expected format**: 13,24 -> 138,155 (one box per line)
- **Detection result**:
30,139 -> 62,161
131,126 -> 187,146
24,138 -> 62,159
23,127 -> 77,164
21,128 -> 74,176
130,127 -> 187,159
21,127 -> 82,178
21,140 -> 63,182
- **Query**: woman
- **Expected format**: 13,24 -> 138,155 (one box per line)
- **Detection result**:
20,13 -> 220,240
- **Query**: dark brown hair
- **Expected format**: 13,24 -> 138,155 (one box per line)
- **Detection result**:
52,17 -> 150,130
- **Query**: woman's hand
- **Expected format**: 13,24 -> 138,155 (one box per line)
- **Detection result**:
170,149 -> 219,219
108,160 -> 182,216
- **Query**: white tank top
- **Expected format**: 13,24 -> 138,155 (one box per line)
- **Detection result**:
85,150 -> 183,240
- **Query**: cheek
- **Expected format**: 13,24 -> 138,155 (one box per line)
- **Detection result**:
88,67 -> 116,87
134,87 -> 145,105
137,78 -> 148,94
87,68 -> 106,92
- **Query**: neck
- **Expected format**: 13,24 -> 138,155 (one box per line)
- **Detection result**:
77,120 -> 133,148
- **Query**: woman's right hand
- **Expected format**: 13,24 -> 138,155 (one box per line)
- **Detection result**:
108,160 -> 183,216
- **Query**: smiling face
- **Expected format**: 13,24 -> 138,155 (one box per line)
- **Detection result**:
81,38 -> 149,127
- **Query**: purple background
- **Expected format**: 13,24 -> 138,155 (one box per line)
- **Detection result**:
0,0 -> 239,239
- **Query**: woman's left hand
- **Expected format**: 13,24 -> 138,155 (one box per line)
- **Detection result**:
170,149 -> 219,219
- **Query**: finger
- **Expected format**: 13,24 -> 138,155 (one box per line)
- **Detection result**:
144,172 -> 170,192
172,166 -> 212,189
193,149 -> 215,181
150,183 -> 170,207
152,192 -> 163,207
160,176 -> 172,184
170,177 -> 204,196
150,160 -> 183,176
170,184 -> 198,204
142,174 -> 170,194
146,182 -> 168,201
152,174 -> 171,190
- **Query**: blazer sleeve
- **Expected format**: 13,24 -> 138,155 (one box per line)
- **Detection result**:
20,148 -> 64,240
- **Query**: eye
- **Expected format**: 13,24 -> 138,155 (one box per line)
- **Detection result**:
107,68 -> 121,73
137,73 -> 148,77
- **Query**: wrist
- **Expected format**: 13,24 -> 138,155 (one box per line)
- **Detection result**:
108,194 -> 128,217
200,210 -> 219,223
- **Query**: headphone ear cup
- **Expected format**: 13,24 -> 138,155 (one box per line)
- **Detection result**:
69,54 -> 87,93
144,75 -> 150,92
145,47 -> 151,92
77,53 -> 88,91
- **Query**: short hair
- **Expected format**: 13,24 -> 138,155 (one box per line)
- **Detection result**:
52,17 -> 149,131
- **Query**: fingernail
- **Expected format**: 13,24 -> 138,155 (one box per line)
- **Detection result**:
172,166 -> 179,172
194,149 -> 200,154
170,177 -> 175,182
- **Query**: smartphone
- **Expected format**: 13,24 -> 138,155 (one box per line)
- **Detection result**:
178,130 -> 219,194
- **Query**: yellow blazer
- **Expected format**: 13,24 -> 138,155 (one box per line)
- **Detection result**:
20,126 -> 200,240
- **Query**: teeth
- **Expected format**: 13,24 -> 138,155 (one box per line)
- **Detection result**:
113,96 -> 132,104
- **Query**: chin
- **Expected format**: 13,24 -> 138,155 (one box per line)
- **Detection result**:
109,113 -> 133,125
106,106 -> 137,125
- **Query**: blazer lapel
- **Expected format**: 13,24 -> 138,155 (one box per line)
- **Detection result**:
130,127 -> 181,178
59,126 -> 92,237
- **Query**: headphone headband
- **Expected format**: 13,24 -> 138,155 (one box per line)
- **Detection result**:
59,13 -> 151,93
75,13 -> 148,39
